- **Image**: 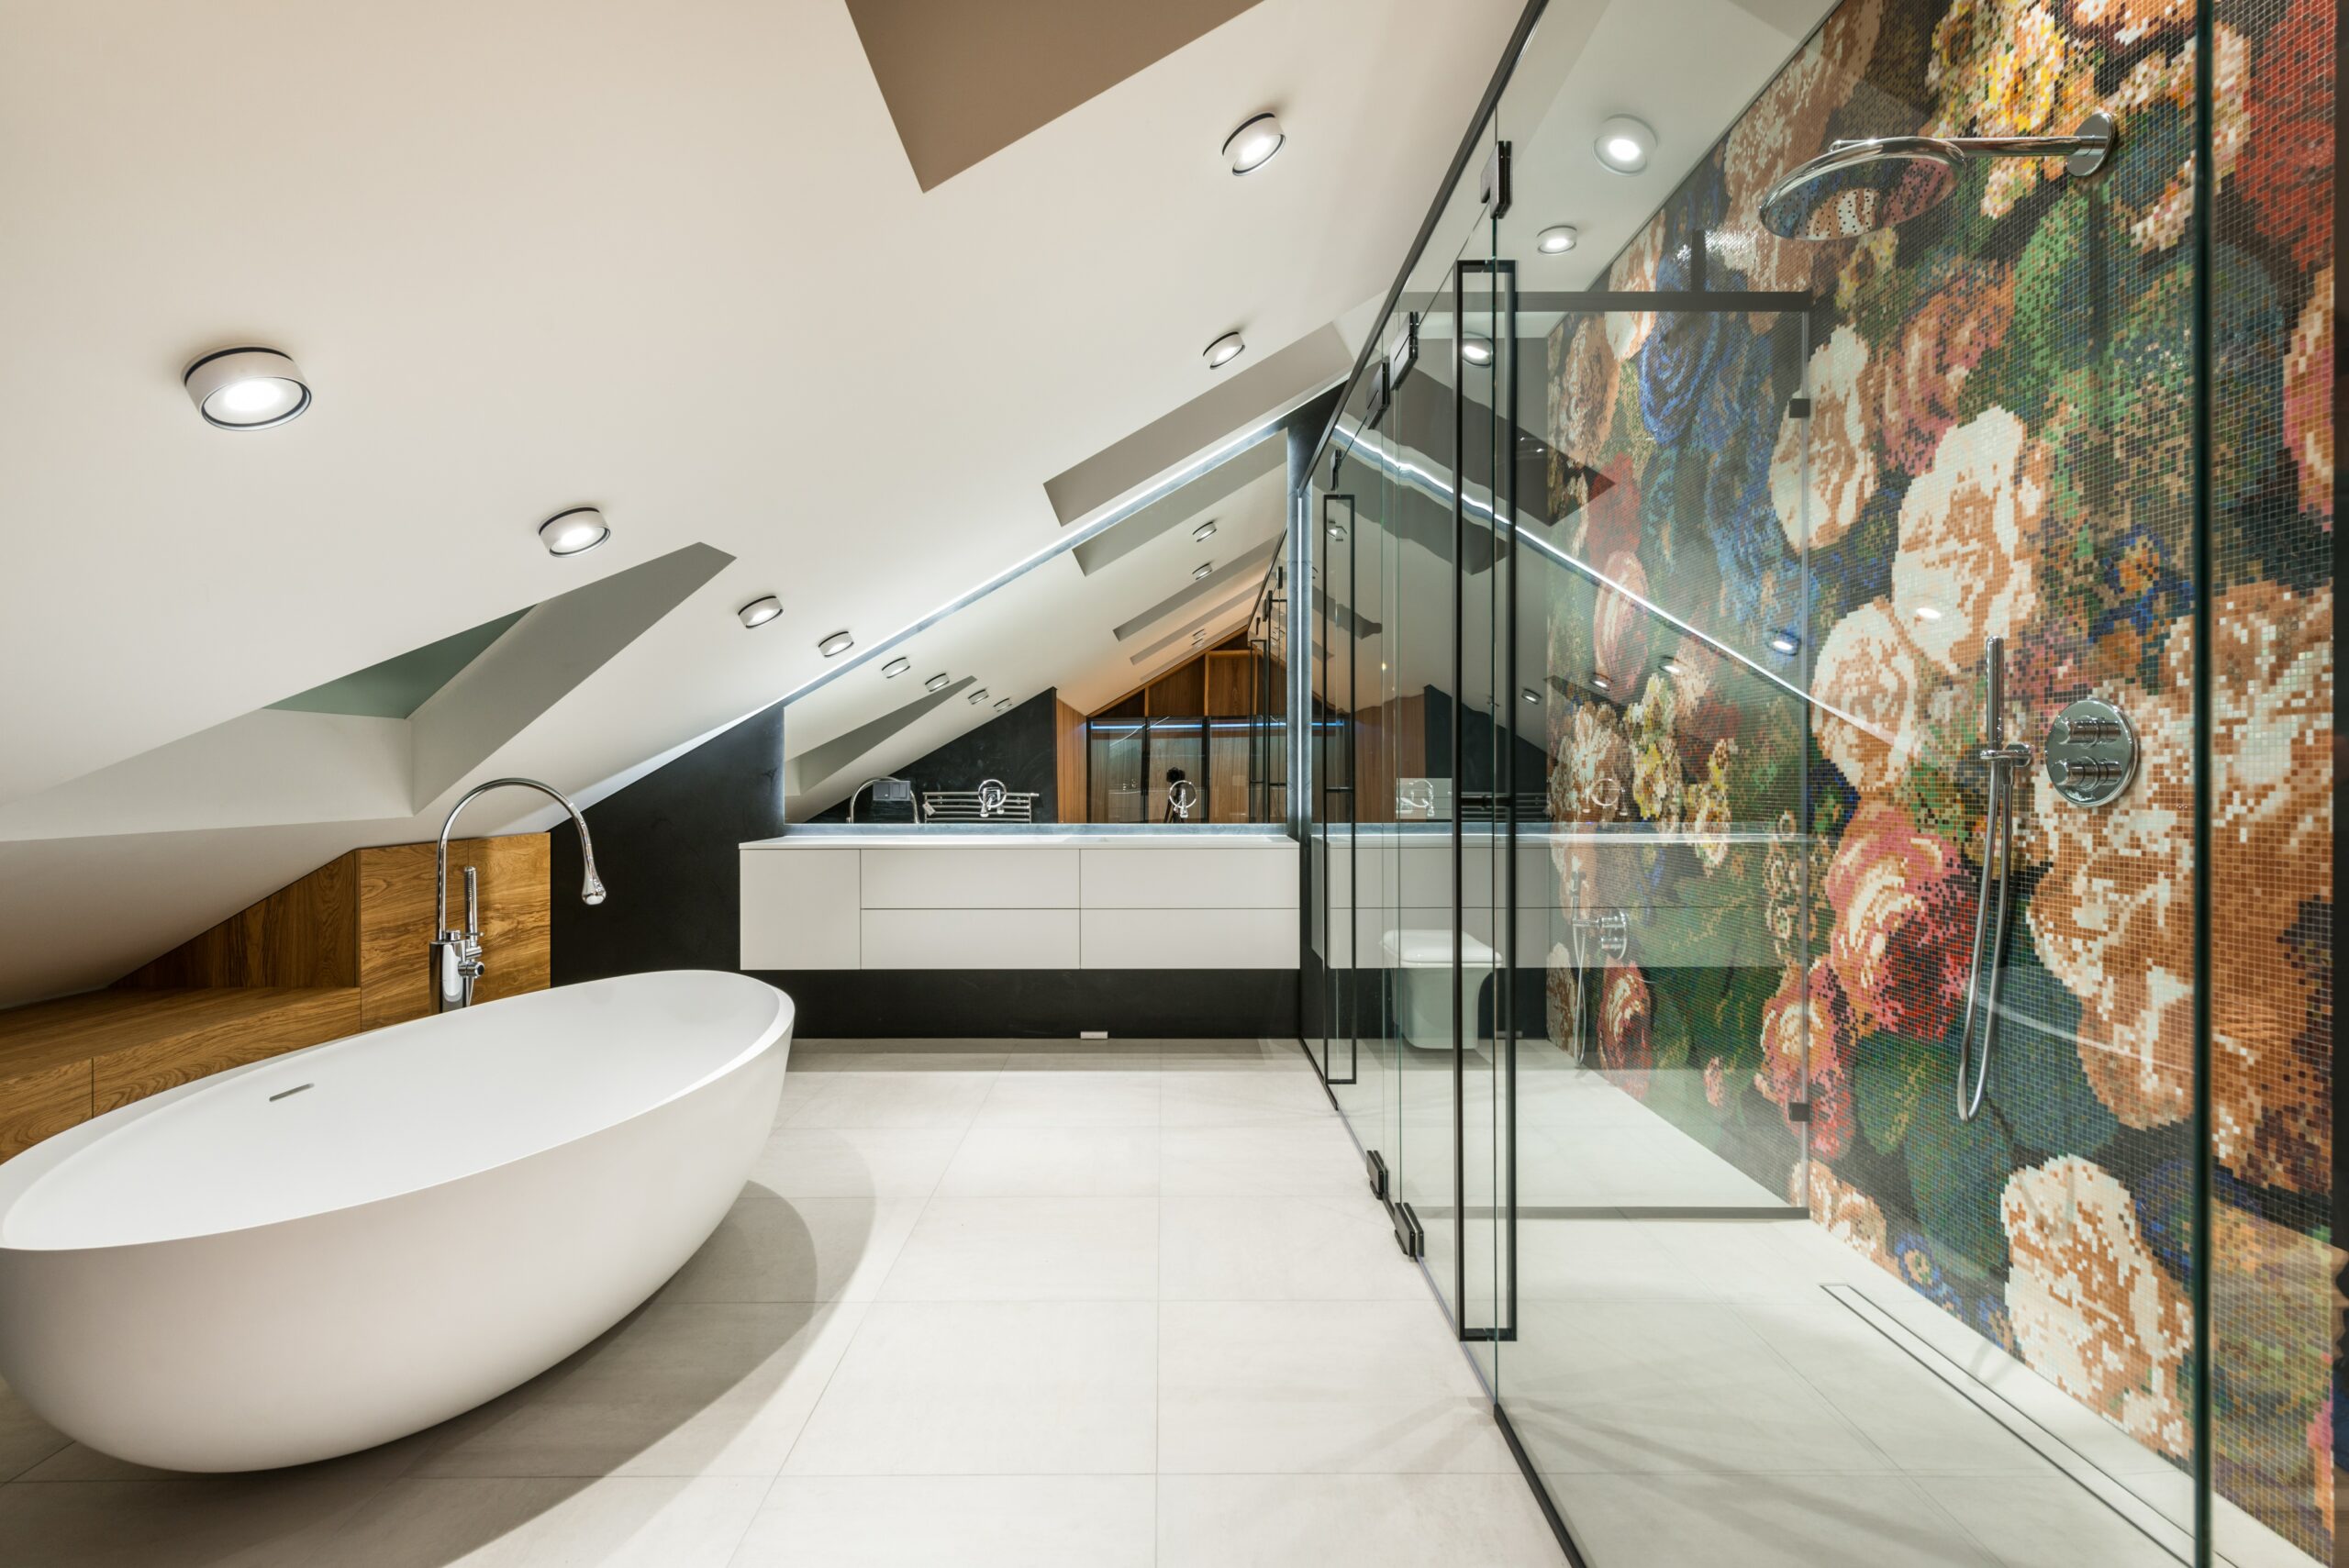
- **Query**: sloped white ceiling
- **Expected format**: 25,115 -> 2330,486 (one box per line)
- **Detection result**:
0,0 -> 1526,1004
0,0 -> 1831,1006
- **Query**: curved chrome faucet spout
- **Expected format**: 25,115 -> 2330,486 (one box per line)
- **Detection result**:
429,777 -> 605,1012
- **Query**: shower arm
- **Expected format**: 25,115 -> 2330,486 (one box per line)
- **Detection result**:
1955,638 -> 2032,1122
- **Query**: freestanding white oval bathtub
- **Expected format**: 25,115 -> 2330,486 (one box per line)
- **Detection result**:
0,969 -> 792,1473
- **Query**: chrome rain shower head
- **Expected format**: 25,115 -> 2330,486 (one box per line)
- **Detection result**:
1757,111 -> 2116,239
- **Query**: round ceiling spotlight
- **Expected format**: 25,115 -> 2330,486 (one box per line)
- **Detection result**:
1522,687 -> 1541,704
1193,562 -> 1213,581
882,657 -> 912,678
1223,111 -> 1285,174
1203,331 -> 1245,370
925,673 -> 950,693
993,698 -> 1012,713
1536,225 -> 1579,253
818,630 -> 855,658
1460,335 -> 1496,367
1594,116 -> 1655,174
737,595 -> 783,628
967,687 -> 990,705
184,347 -> 311,429
1193,520 -> 1219,542
538,506 -> 610,557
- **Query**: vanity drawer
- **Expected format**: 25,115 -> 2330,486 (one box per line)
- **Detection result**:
862,908 -> 1081,968
861,847 -> 1079,908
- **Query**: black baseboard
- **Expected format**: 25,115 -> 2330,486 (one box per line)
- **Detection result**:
744,967 -> 1299,1039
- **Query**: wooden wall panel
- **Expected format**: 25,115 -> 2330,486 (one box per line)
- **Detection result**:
0,831 -> 551,1161
90,988 -> 362,1115
120,851 -> 360,990
1204,651 -> 1255,717
357,835 -> 550,1029
0,1059 -> 91,1161
1144,660 -> 1206,717
1053,697 -> 1088,825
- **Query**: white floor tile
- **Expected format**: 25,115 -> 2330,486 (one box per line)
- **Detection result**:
1540,1471 -> 1998,1568
321,1474 -> 766,1567
739,1475 -> 1155,1567
781,1071 -> 998,1129
935,1126 -> 1161,1197
0,1473 -> 386,1568
1160,1122 -> 1366,1196
748,1126 -> 967,1198
1917,1475 -> 2185,1568
879,1196 -> 1159,1301
1159,1195 -> 1423,1301
1158,1300 -> 1513,1474
970,1070 -> 1161,1128
1159,1473 -> 1562,1568
658,1194 -> 925,1305
783,1301 -> 1157,1475
1159,1068 -> 1334,1126
1498,1300 -> 1896,1476
407,1301 -> 862,1478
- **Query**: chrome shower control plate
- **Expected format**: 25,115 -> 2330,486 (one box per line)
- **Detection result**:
2043,698 -> 2137,806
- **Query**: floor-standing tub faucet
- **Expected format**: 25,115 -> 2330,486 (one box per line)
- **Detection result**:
430,776 -> 606,1012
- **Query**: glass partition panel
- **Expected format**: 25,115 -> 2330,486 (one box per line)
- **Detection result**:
1469,2 -> 2240,1565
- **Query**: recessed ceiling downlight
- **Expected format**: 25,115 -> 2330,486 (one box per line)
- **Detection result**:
184,347 -> 311,429
1223,111 -> 1285,174
883,657 -> 912,678
1203,331 -> 1245,370
538,506 -> 609,557
968,688 -> 989,705
925,673 -> 950,693
737,595 -> 783,628
818,630 -> 854,658
1193,520 -> 1219,542
1460,335 -> 1496,367
1193,562 -> 1213,581
994,698 -> 1012,712
1536,225 -> 1579,253
1595,116 -> 1655,174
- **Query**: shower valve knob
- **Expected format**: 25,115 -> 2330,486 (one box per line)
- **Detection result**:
2042,698 -> 2137,807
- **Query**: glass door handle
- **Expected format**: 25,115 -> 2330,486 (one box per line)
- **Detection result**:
1955,638 -> 2032,1123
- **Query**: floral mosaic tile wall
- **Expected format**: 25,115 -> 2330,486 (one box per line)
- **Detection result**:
1538,0 -> 2334,1551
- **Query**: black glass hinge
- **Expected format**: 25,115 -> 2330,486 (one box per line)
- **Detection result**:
1481,140 -> 1511,217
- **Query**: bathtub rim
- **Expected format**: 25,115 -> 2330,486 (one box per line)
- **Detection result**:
0,970 -> 792,1256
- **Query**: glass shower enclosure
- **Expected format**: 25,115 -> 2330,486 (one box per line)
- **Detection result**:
1296,2 -> 2336,1564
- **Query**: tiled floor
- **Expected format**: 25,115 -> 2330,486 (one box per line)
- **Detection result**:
0,1039 -> 1563,1567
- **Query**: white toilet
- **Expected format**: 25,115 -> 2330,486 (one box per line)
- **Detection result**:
1382,927 -> 1498,1051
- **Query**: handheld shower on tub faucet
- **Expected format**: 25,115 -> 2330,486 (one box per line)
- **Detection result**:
429,777 -> 606,1013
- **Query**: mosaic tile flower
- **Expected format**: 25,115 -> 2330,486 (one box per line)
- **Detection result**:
1624,673 -> 1685,827
1869,259 -> 2017,475
2284,265 -> 2332,525
1550,316 -> 1620,468
2101,24 -> 2249,252
1772,324 -> 1876,550
1891,406 -> 2047,675
2029,584 -> 2332,1182
2002,1156 -> 2193,1457
1811,599 -> 1928,791
1824,800 -> 1973,1040
2240,1 -> 2333,271
1756,961 -> 1854,1156
2070,0 -> 2194,40
1598,963 -> 1654,1098
1798,1160 -> 1897,1273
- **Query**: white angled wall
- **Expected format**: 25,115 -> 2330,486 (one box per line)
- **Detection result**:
740,836 -> 1298,971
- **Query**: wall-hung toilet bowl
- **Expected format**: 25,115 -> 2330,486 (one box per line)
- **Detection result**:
1381,928 -> 1497,1051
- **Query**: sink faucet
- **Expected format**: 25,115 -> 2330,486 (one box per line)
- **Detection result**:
429,776 -> 606,1012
